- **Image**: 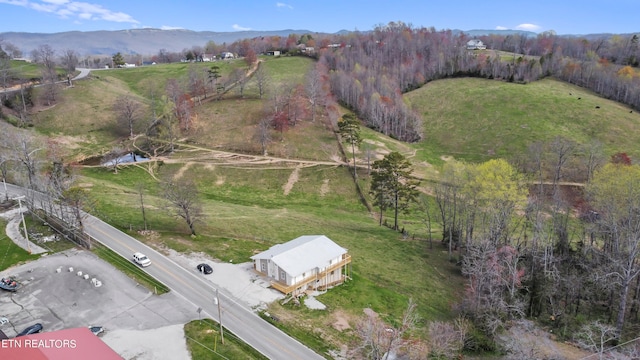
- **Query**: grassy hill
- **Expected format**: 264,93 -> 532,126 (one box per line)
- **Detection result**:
17,56 -> 640,355
406,77 -> 640,163
21,56 -> 462,355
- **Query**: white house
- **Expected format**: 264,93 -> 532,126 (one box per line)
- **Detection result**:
220,52 -> 235,59
250,235 -> 352,295
467,39 -> 487,50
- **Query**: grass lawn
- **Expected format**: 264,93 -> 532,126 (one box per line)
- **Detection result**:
78,155 -> 463,354
0,218 -> 40,272
184,319 -> 268,360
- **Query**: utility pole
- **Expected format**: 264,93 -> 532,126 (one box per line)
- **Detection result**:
215,288 -> 224,344
0,158 -> 8,202
14,195 -> 31,254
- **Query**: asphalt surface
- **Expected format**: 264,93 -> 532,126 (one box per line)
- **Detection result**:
4,184 -> 326,360
0,249 -> 194,360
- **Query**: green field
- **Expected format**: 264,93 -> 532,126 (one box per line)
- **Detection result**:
407,77 -> 640,162
0,218 -> 40,272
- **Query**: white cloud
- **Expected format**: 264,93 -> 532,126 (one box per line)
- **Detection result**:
515,23 -> 541,31
495,26 -> 508,30
0,0 -> 29,6
0,0 -> 139,24
276,2 -> 293,9
232,24 -> 252,31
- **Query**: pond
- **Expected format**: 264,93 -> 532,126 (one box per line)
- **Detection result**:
102,152 -> 150,167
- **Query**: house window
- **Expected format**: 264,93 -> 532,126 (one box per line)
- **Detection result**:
329,260 -> 332,265
331,271 -> 335,275
261,262 -> 266,272
303,272 -> 306,277
280,270 -> 286,280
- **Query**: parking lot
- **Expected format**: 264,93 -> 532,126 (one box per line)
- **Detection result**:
0,249 -> 196,359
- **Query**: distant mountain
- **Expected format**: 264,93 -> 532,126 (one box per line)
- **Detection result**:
0,28 -> 320,57
461,29 -> 539,38
2,27 -> 624,58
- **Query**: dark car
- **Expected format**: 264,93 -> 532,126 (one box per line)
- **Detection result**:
16,323 -> 43,337
89,326 -> 104,336
197,263 -> 213,274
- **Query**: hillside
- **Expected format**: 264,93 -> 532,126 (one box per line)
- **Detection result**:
406,77 -> 640,163
13,56 -> 463,356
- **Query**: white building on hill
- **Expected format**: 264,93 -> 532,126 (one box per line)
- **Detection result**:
250,235 -> 352,296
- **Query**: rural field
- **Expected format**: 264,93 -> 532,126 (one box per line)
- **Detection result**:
12,56 -> 463,356
5,49 -> 640,358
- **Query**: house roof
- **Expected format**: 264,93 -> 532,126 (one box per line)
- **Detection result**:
0,327 -> 122,360
251,235 -> 347,277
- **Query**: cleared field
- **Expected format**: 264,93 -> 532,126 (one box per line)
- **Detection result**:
407,77 -> 640,162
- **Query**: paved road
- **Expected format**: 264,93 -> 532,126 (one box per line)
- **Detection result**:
4,184 -> 325,360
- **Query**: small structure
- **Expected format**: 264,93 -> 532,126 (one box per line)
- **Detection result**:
220,52 -> 235,60
251,235 -> 351,296
266,50 -> 280,56
467,39 -> 487,50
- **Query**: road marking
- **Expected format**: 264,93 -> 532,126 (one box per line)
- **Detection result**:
87,224 -> 198,293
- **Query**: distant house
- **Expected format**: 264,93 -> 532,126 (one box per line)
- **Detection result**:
202,54 -> 215,62
467,39 -> 487,50
250,235 -> 352,296
220,52 -> 235,59
266,50 -> 281,56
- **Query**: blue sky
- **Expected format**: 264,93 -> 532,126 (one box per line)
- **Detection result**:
0,0 -> 638,35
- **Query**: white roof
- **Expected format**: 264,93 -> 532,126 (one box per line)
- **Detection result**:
251,235 -> 347,277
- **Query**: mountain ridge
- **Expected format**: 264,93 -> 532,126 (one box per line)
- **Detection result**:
1,27 -> 630,57
0,28 -> 320,57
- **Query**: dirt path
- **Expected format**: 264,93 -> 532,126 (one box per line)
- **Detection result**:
173,162 -> 193,180
283,165 -> 301,195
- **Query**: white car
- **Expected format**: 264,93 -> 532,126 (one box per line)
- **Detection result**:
133,252 -> 151,267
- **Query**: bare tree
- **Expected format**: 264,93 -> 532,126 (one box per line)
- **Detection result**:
231,68 -> 247,98
461,241 -> 526,337
588,163 -> 640,338
162,176 -> 202,236
305,66 -> 322,122
103,146 -> 125,174
2,41 -> 22,59
9,132 -> 44,191
113,95 -> 143,139
574,321 -> 618,360
357,299 -> 419,360
0,56 -> 13,101
187,64 -> 205,103
252,62 -> 269,99
60,49 -> 79,80
32,44 -> 58,106
61,186 -> 93,234
427,318 -> 469,359
253,117 -> 272,156
0,152 -> 10,202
